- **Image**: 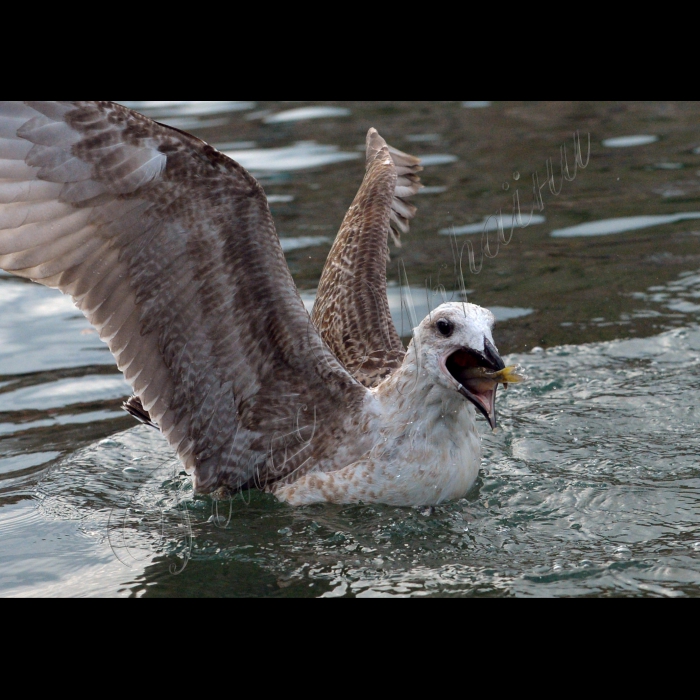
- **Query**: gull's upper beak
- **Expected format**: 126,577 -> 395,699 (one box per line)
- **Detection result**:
443,339 -> 506,430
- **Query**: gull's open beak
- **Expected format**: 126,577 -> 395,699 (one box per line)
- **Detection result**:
457,383 -> 498,429
443,339 -> 506,430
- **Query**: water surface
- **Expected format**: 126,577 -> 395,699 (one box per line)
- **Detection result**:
1,101 -> 699,597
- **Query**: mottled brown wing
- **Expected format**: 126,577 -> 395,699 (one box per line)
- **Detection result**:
0,101 -> 369,494
311,129 -> 422,388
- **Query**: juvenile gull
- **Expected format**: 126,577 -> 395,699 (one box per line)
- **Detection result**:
0,101 -> 509,506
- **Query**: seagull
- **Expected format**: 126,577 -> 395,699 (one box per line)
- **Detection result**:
0,101 -> 515,506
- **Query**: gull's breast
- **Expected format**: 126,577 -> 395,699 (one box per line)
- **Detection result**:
288,405 -> 481,507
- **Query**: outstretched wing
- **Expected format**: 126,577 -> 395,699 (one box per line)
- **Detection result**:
0,101 -> 369,494
311,129 -> 422,388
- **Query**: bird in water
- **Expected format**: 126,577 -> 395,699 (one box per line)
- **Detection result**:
0,101 -> 522,506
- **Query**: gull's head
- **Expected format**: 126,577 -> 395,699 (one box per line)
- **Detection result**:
412,303 -> 506,429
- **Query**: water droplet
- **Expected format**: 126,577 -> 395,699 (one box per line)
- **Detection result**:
502,182 -> 510,191
513,171 -> 521,181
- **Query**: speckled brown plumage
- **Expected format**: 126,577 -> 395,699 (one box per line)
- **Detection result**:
311,129 -> 423,388
0,101 -> 373,495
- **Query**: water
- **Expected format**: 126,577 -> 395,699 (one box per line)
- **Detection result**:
1,100 -> 700,597
602,135 -> 660,148
551,213 -> 700,238
441,214 -> 547,236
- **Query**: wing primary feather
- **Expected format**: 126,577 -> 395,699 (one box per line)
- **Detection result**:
312,128 -> 422,388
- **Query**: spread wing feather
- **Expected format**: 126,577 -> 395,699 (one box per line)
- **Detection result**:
0,101 -> 369,494
312,129 -> 422,388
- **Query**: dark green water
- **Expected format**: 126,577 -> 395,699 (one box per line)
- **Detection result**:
1,101 -> 699,597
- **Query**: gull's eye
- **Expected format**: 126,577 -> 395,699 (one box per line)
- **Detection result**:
436,319 -> 454,337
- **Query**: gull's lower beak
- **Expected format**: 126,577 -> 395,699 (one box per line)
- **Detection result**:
457,383 -> 498,430
445,338 -> 505,431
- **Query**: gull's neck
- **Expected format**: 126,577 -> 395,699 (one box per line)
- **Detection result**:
366,344 -> 483,505
374,344 -> 477,437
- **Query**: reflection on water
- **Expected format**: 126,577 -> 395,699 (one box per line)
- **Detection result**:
1,101 -> 700,597
118,101 -> 257,131
551,213 -> 700,238
0,451 -> 62,475
0,280 -> 113,374
279,236 -> 331,253
416,155 -> 459,167
118,101 -> 256,116
0,377 -> 129,413
632,269 -> 700,315
225,142 -> 360,173
264,107 -> 351,124
603,135 -> 659,148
